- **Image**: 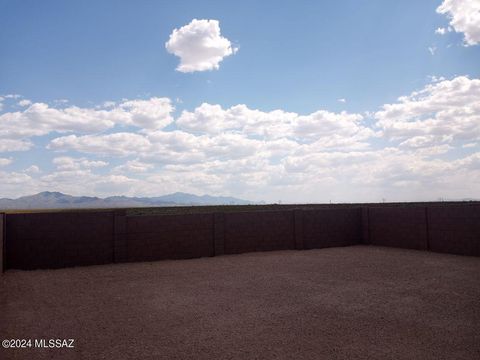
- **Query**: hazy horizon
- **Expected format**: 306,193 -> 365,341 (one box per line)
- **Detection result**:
1,0 -> 479,203
0,190 -> 479,205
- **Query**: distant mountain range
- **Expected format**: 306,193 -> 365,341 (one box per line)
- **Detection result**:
0,191 -> 254,210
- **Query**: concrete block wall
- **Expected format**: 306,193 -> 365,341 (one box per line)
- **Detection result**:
2,203 -> 479,270
427,204 -> 480,257
5,212 -> 114,269
294,210 -> 304,250
224,210 -> 295,254
0,213 -> 4,273
367,206 -> 428,250
125,213 -> 215,262
114,210 -> 128,263
361,207 -> 370,245
302,208 -> 362,249
213,213 -> 225,256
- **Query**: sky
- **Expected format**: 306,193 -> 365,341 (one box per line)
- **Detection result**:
0,0 -> 479,203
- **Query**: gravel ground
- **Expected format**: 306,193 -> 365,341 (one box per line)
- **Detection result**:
1,245 -> 479,360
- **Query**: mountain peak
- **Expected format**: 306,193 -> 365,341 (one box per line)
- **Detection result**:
0,192 -> 254,210
38,191 -> 67,197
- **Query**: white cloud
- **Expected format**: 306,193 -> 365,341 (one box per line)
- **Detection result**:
118,97 -> 173,129
428,75 -> 446,83
0,139 -> 33,152
0,103 -> 117,139
177,103 -> 370,147
437,0 -> 480,46
18,99 -> 32,107
375,76 -> 480,144
338,98 -> 347,103
294,110 -> 368,143
24,165 -> 40,174
276,146 -> 480,202
178,103 -> 297,138
34,169 -> 140,198
398,135 -> 451,149
0,171 -> 35,196
165,19 -> 237,73
177,103 -> 236,134
102,101 -> 116,108
93,175 -> 139,194
3,94 -> 21,99
455,152 -> 480,170
53,156 -> 108,171
0,97 -> 173,141
48,133 -> 152,157
0,158 -> 12,167
0,94 -> 22,111
2,76 -> 480,201
428,46 -> 436,55
113,160 -> 154,174
435,27 -> 448,35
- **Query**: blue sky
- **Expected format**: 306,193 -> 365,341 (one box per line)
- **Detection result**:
0,0 -> 479,202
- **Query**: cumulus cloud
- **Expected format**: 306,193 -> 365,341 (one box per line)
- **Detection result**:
375,76 -> 480,144
35,169 -> 140,198
0,158 -> 12,167
48,133 -> 153,157
177,103 -> 370,147
113,160 -> 154,174
53,156 -> 109,171
117,97 -> 173,129
93,175 -> 139,194
294,110 -> 368,142
428,75 -> 446,83
399,135 -> 451,149
177,103 -> 297,138
2,76 -> 480,201
437,0 -> 480,46
0,139 -> 33,152
0,103 -> 115,139
18,99 -> 32,107
0,97 -> 173,141
24,165 -> 40,174
0,171 -> 35,195
101,101 -> 116,108
165,19 -> 237,72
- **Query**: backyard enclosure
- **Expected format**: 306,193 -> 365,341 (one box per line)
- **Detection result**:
1,203 -> 479,270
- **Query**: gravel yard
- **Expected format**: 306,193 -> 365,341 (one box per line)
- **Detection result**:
1,245 -> 479,360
